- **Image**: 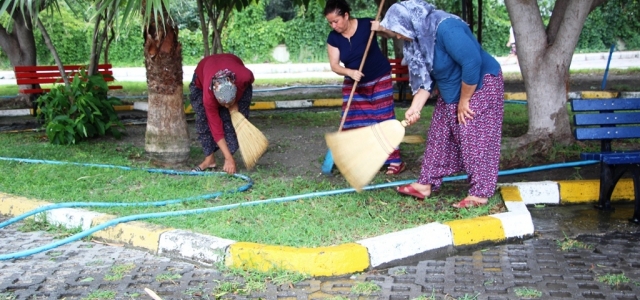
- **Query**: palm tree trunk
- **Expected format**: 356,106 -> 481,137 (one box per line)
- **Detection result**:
143,5 -> 190,167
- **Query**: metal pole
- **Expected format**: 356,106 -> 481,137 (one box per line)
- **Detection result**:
601,44 -> 615,91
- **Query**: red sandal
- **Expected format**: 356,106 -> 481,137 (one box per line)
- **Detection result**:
386,162 -> 406,175
452,198 -> 488,209
396,183 -> 429,200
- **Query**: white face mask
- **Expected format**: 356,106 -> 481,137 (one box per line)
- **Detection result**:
211,76 -> 237,106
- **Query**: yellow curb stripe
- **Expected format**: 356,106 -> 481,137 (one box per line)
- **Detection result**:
499,186 -> 523,202
227,242 -> 369,277
113,105 -> 134,111
0,193 -> 50,217
445,216 -> 506,246
313,99 -> 343,107
251,102 -> 276,110
91,215 -> 171,253
558,179 -> 635,204
504,92 -> 527,100
581,91 -> 619,99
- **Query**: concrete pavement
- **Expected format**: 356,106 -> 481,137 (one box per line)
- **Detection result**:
2,197 -> 640,299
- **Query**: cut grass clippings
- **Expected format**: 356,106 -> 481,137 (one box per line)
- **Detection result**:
0,106 -> 513,248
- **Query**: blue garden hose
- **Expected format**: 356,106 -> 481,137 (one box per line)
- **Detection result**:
0,156 -> 599,260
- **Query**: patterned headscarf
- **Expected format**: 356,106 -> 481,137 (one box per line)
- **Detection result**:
380,0 -> 460,94
210,69 -> 237,105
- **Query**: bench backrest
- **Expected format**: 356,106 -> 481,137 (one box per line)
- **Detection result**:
388,58 -> 408,82
14,64 -> 118,94
571,98 -> 640,151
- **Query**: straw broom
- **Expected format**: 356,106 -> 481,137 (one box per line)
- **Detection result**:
230,109 -> 268,170
326,119 -> 408,191
321,0 -> 386,175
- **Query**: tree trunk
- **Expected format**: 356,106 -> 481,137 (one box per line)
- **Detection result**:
36,17 -> 71,93
0,4 -> 39,105
503,0 -> 597,151
89,12 -> 105,75
143,5 -> 190,167
197,0 -> 210,56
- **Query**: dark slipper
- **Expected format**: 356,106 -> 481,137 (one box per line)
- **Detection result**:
452,198 -> 487,209
191,165 -> 216,172
386,162 -> 406,175
396,183 -> 429,200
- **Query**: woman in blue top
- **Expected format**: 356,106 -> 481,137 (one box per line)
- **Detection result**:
372,0 -> 504,208
324,0 -> 405,175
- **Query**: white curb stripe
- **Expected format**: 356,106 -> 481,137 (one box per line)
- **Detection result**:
505,181 -> 560,205
158,230 -> 235,265
43,208 -> 102,231
621,91 -> 640,98
357,223 -> 452,268
491,211 -> 534,239
274,100 -> 313,109
503,201 -> 529,214
133,102 -> 148,111
0,109 -> 31,117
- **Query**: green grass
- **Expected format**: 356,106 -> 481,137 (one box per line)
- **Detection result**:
0,105 -> 519,247
104,263 -> 136,281
514,287 -> 543,298
83,290 -> 116,300
597,273 -> 631,287
351,281 -> 381,295
0,93 -> 613,248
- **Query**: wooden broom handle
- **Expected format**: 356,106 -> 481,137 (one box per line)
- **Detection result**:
338,0 -> 386,131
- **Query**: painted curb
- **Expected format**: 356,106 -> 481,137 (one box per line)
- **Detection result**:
0,179 -> 636,276
5,91 -> 638,117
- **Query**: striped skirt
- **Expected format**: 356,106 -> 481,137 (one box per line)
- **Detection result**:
341,73 -> 400,164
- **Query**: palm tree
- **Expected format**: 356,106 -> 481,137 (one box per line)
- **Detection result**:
138,0 -> 190,166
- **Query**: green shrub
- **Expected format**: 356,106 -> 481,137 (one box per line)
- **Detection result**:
36,69 -> 124,145
283,2 -> 331,63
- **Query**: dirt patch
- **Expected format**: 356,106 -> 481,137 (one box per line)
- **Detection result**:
60,107 -> 600,190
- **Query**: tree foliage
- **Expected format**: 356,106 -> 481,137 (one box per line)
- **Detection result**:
1,0 -> 639,67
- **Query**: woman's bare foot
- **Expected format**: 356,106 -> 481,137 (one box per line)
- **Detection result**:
452,195 -> 488,208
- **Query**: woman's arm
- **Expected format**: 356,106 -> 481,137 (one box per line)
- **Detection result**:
370,21 -> 396,39
216,138 -> 236,175
405,88 -> 431,126
327,44 -> 363,81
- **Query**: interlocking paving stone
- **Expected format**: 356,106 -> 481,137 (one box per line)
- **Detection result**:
2,211 -> 640,299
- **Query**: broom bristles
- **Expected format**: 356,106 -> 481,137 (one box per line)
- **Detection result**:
402,135 -> 425,144
325,119 -> 406,191
231,111 -> 268,170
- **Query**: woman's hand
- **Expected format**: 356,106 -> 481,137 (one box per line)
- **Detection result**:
224,101 -> 238,110
223,157 -> 236,175
403,89 -> 430,126
371,20 -> 381,31
351,70 -> 364,81
404,107 -> 421,125
457,99 -> 475,125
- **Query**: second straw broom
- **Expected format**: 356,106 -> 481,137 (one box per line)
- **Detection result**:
230,110 -> 268,170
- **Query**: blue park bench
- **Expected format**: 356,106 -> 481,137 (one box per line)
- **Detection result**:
571,97 -> 640,223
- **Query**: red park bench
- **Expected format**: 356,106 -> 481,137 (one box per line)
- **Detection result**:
13,64 -> 123,115
14,64 -> 122,95
389,58 -> 409,102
